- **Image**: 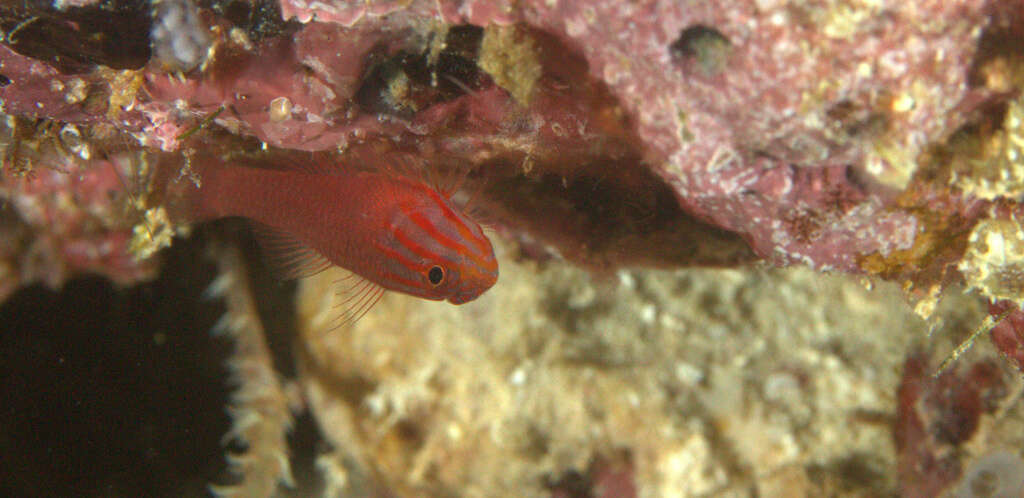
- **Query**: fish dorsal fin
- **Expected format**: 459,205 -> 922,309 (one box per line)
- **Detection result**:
395,153 -> 466,199
342,144 -> 463,198
226,149 -> 347,177
251,223 -> 333,280
286,151 -> 345,176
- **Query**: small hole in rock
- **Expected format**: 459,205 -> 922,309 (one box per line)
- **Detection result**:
669,25 -> 732,76
354,25 -> 485,118
0,74 -> 10,86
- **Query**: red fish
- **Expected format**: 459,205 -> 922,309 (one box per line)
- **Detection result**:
179,156 -> 498,317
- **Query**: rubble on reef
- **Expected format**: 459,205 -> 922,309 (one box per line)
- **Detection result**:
293,254 -> 1024,497
2,0 -> 1024,496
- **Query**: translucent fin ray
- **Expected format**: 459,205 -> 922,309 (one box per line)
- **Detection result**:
322,270 -> 385,331
251,223 -> 333,280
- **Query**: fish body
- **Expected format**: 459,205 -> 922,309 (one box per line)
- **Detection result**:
187,163 -> 497,304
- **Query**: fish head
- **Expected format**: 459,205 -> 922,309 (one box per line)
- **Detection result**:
379,188 -> 498,304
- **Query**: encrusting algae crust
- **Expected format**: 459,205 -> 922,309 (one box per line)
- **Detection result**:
855,47 -> 1024,316
478,25 -> 542,106
960,218 -> 1024,306
948,93 -> 1024,201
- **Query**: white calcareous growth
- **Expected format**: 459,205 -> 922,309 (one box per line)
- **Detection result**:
151,0 -> 211,72
959,218 -> 1024,305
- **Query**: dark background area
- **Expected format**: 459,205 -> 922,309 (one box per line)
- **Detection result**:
0,239 -> 229,497
0,233 -> 321,497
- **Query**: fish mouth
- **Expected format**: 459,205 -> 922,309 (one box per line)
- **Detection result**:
447,292 -> 474,305
447,286 -> 484,304
447,267 -> 498,304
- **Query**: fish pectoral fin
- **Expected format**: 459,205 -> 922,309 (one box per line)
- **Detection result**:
251,223 -> 334,280
324,270 -> 386,331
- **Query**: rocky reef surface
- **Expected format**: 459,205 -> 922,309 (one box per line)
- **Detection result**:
293,243 -> 1024,497
2,0 -> 1024,496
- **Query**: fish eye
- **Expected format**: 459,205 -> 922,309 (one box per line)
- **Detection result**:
427,265 -> 445,286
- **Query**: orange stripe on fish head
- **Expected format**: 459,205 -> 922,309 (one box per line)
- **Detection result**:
372,183 -> 498,304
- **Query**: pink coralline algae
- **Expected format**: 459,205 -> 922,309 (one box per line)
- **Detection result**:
894,353 -> 1009,498
0,2 -> 1023,337
0,117 -> 157,301
280,0 -> 991,272
987,300 -> 1024,371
